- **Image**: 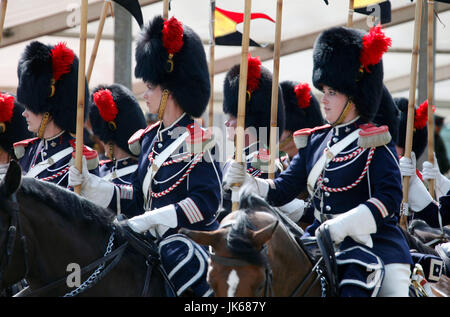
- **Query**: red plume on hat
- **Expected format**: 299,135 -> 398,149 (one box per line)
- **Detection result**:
0,93 -> 15,123
51,42 -> 75,82
359,24 -> 392,73
414,100 -> 435,130
162,17 -> 184,55
93,89 -> 118,125
247,54 -> 262,93
294,83 -> 312,109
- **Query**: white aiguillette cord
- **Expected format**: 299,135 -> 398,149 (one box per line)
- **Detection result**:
142,130 -> 190,203
307,128 -> 361,196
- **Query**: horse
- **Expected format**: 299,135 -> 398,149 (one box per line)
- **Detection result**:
0,161 -> 168,297
181,192 -> 325,297
399,222 -> 450,297
408,219 -> 450,248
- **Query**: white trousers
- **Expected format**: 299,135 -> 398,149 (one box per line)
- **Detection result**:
378,263 -> 411,297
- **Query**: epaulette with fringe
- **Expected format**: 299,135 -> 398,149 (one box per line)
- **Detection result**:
185,122 -> 215,154
293,124 -> 331,149
69,139 -> 99,170
128,121 -> 160,156
357,123 -> 391,148
13,137 -> 39,159
250,148 -> 284,174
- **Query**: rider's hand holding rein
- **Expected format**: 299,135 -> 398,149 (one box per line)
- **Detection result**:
68,156 -> 115,207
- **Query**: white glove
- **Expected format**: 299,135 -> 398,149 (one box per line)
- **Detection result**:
316,204 -> 377,248
278,199 -> 306,223
408,173 -> 435,211
422,152 -> 450,199
127,204 -> 177,237
68,156 -> 114,207
399,151 -> 416,177
223,160 -> 269,198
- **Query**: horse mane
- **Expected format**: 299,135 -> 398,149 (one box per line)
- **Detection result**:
19,177 -> 115,229
226,192 -> 274,266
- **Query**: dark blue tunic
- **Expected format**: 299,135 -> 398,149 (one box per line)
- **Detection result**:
14,131 -> 98,188
267,118 -> 412,266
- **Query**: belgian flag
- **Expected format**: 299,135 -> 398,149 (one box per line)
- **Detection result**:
214,6 -> 275,47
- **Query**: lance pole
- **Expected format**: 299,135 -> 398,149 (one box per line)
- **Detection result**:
209,0 -> 215,128
0,0 -> 7,45
427,0 -> 435,198
74,0 -> 89,194
348,0 -> 354,27
87,0 -> 113,83
163,0 -> 169,19
401,0 -> 424,230
232,0 -> 252,211
268,0 -> 283,179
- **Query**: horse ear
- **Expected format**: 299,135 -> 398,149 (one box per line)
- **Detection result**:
250,220 -> 279,249
2,160 -> 22,196
179,228 -> 221,248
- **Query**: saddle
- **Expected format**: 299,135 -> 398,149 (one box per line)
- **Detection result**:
409,219 -> 450,247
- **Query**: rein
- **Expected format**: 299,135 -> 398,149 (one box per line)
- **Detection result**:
212,199 -> 328,297
27,228 -> 129,297
0,193 -> 30,292
210,242 -> 274,297
0,193 -> 165,297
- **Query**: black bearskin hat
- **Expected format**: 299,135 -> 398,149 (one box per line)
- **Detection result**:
89,84 -> 147,156
135,15 -> 210,118
0,93 -> 33,157
372,85 -> 400,143
312,25 -> 391,122
393,97 -> 429,158
223,55 -> 285,145
279,80 -> 324,132
16,41 -> 89,134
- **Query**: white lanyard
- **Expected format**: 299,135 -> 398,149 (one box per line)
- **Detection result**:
307,128 -> 361,196
26,147 -> 73,178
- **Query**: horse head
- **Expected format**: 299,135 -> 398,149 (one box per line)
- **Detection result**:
0,160 -> 27,294
181,192 -> 279,297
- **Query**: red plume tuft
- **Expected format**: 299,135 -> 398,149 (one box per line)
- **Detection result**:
51,42 -> 75,82
360,24 -> 392,72
93,89 -> 118,123
414,100 -> 433,130
294,83 -> 312,109
0,93 -> 15,123
162,17 -> 184,55
247,55 -> 262,93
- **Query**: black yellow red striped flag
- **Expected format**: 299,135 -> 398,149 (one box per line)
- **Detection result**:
214,6 -> 275,47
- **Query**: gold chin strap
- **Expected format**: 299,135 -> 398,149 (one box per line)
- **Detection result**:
279,133 -> 293,150
332,100 -> 354,127
108,142 -> 115,162
158,89 -> 170,121
37,112 -> 50,139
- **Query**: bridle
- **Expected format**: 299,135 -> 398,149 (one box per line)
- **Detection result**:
0,192 -> 30,293
0,192 -> 171,297
210,241 -> 274,297
209,221 -> 327,297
